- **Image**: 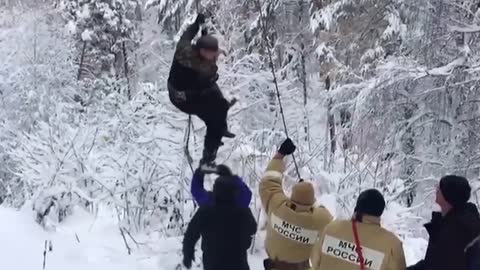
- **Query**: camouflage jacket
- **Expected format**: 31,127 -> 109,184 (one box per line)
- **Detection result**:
168,22 -> 218,92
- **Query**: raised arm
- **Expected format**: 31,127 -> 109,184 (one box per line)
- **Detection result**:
174,14 -> 205,67
191,169 -> 211,206
259,156 -> 286,212
258,139 -> 296,213
177,14 -> 205,50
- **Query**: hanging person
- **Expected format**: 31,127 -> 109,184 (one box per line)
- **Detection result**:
407,175 -> 480,270
191,164 -> 252,207
311,189 -> 406,270
182,171 -> 257,270
168,13 -> 236,168
259,138 -> 333,270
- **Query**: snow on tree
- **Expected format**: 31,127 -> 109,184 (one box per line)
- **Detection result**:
0,0 -> 479,259
60,0 -> 141,98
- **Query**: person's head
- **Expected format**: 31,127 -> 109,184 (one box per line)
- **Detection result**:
436,175 -> 471,211
196,35 -> 219,61
290,181 -> 316,206
354,189 -> 386,219
212,175 -> 237,205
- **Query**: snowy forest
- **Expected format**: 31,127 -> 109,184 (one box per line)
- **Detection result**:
1,0 -> 480,269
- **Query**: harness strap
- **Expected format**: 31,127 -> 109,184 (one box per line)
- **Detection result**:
351,219 -> 365,270
465,234 -> 480,252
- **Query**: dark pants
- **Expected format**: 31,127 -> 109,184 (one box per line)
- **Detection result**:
263,259 -> 310,270
168,83 -> 229,163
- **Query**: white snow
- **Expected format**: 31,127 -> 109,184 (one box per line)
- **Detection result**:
449,24 -> 480,33
0,2 -> 452,270
428,57 -> 467,76
81,29 -> 94,41
76,4 -> 91,20
145,0 -> 162,10
0,205 -> 270,270
382,11 -> 404,41
310,3 -> 339,32
65,21 -> 77,35
0,205 -> 159,270
0,200 -> 427,270
315,42 -> 337,63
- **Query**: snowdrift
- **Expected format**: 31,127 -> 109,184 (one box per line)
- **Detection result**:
0,202 -> 426,270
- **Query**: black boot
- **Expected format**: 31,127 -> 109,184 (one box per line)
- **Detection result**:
222,129 -> 236,138
199,148 -> 217,172
228,98 -> 238,108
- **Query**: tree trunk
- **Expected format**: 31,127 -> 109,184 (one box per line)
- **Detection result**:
77,41 -> 87,81
122,41 -> 131,100
324,76 -> 336,171
402,102 -> 416,206
300,46 -> 310,148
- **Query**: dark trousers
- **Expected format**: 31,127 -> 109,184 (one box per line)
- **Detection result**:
169,83 -> 229,162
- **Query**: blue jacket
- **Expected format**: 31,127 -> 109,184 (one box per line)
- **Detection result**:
191,170 -> 252,207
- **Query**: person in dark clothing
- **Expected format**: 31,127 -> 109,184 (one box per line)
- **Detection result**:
182,174 -> 257,270
408,175 -> 480,270
191,165 -> 252,207
466,233 -> 480,270
168,13 -> 235,167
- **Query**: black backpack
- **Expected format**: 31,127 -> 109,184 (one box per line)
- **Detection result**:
466,235 -> 480,270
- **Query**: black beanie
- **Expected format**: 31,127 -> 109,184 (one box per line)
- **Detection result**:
439,175 -> 471,208
354,189 -> 386,217
213,176 -> 237,204
196,35 -> 219,51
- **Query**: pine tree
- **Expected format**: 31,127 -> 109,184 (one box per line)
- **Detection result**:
60,0 -> 141,98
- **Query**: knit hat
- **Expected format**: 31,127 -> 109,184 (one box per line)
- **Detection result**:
354,189 -> 386,217
439,175 -> 471,208
291,182 -> 316,206
213,176 -> 237,204
196,35 -> 219,51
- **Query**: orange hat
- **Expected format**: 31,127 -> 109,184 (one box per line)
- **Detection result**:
291,181 -> 316,206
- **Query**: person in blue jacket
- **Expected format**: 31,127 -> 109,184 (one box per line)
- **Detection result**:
191,164 -> 252,207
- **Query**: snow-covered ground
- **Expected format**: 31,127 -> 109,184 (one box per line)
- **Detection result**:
1,206 -> 161,270
0,205 -> 266,270
0,204 -> 426,270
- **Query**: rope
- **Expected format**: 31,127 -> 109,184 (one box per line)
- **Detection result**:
184,115 -> 194,173
255,0 -> 302,180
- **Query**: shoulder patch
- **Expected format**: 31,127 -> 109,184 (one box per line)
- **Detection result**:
270,214 -> 318,245
321,235 -> 385,270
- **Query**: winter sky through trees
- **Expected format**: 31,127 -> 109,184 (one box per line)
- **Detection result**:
0,0 -> 479,269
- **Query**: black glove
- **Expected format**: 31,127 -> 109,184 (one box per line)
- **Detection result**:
195,13 -> 206,25
199,164 -> 217,174
216,164 -> 232,176
194,168 -> 205,177
228,98 -> 238,108
278,138 -> 296,155
183,254 -> 194,269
